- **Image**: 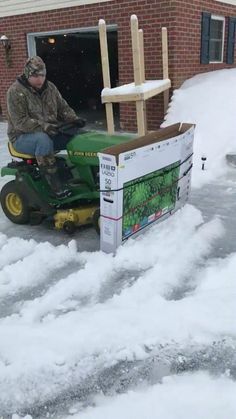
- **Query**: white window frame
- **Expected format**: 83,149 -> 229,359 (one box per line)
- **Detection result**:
209,15 -> 225,64
27,24 -> 117,56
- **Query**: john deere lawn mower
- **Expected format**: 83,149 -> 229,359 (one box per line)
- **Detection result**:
0,128 -> 132,234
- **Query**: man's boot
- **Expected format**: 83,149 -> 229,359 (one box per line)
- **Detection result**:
36,155 -> 72,199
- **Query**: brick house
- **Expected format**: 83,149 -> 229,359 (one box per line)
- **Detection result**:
1,0 -> 236,132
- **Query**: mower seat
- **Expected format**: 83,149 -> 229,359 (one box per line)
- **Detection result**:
8,142 -> 34,160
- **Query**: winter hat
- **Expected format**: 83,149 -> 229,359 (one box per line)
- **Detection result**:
24,56 -> 46,78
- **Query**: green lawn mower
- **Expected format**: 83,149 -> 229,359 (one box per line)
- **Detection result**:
0,129 -> 132,234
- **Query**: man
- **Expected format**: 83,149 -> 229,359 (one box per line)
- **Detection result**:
7,56 -> 84,199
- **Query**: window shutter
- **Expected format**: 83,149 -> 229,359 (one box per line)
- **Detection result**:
227,17 -> 236,64
200,12 -> 211,64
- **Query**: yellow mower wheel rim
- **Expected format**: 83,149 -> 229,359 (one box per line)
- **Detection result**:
5,193 -> 23,216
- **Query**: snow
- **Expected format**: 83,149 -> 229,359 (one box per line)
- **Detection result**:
163,68 -> 236,187
68,372 -> 236,419
0,69 -> 236,418
102,79 -> 171,99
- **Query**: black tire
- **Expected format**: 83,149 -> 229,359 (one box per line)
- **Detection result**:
0,180 -> 30,224
63,220 -> 76,235
93,208 -> 100,235
29,211 -> 44,226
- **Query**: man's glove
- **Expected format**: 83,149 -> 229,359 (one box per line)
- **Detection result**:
44,122 -> 59,136
74,118 -> 86,128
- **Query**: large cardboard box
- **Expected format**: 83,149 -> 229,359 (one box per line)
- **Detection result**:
98,123 -> 194,253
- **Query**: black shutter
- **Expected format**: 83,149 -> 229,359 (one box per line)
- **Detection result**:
200,12 -> 211,64
227,17 -> 236,64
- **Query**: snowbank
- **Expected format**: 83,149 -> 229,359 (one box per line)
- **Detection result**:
164,68 -> 236,187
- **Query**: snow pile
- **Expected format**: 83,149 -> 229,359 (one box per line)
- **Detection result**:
102,79 -> 170,98
0,239 -> 78,299
68,372 -> 236,419
164,68 -> 236,186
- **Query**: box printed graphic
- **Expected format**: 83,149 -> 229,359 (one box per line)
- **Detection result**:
98,123 -> 194,253
122,161 -> 180,239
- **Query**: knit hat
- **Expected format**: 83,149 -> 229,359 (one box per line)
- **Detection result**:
24,56 -> 46,78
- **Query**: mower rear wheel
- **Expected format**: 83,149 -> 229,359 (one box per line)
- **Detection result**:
0,180 -> 30,224
93,208 -> 100,235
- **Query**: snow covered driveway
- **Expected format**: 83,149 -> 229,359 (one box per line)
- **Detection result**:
1,68 -> 236,419
0,123 -> 236,417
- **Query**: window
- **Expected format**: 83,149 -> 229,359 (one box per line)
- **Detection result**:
209,16 -> 225,62
200,12 -> 225,64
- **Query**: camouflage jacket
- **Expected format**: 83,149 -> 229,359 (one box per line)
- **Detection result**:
7,76 -> 79,142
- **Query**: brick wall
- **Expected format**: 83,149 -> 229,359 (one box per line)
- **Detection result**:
172,0 -> 236,88
0,0 -> 236,131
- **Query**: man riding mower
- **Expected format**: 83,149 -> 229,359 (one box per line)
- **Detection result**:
1,124 -> 133,233
7,55 -> 85,200
1,56 -> 133,233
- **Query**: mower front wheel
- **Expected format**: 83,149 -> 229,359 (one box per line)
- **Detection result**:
63,220 -> 76,235
0,180 -> 30,224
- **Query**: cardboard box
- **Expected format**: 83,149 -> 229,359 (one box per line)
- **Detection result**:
98,123 -> 194,253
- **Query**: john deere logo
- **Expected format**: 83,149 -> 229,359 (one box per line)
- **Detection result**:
70,151 -> 97,157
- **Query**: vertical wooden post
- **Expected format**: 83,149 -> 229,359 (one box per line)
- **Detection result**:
139,29 -> 145,83
131,15 -> 142,86
162,27 -> 169,115
131,15 -> 146,136
139,28 -> 147,134
99,19 -> 115,134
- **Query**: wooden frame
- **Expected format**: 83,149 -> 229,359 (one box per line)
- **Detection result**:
99,14 -> 171,136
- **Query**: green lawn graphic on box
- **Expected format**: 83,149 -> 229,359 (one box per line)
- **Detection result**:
122,161 -> 181,239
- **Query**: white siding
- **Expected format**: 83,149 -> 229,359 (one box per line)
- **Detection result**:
215,0 -> 236,5
0,0 -> 113,17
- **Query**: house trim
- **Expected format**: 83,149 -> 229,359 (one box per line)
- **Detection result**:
215,0 -> 236,5
0,0 -> 113,18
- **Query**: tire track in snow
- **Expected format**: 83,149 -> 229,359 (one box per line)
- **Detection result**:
0,239 -> 80,317
0,204 -> 232,417
6,207 -> 223,323
0,260 -> 85,318
5,340 -> 236,419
